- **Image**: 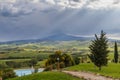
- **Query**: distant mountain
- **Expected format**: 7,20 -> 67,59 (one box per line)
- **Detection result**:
0,34 -> 93,44
41,33 -> 92,41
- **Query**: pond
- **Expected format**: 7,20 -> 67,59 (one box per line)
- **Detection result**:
14,68 -> 44,76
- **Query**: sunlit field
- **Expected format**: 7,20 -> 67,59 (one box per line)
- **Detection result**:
7,71 -> 83,80
66,63 -> 120,78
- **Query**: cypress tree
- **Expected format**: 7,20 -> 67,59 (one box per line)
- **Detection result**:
88,31 -> 109,70
114,41 -> 118,63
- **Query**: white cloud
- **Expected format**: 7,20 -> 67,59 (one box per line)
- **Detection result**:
1,0 -> 120,17
87,0 -> 120,10
45,0 -> 56,5
0,0 -> 16,3
32,0 -> 39,3
108,33 -> 120,40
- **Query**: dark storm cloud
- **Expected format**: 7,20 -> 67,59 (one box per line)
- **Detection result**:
0,0 -> 120,41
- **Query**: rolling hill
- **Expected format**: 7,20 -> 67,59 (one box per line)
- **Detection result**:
0,33 -> 92,45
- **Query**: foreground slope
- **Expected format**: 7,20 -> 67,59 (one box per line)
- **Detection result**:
66,63 -> 120,79
8,71 -> 82,80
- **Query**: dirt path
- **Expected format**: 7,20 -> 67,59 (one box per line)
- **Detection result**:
63,71 -> 119,80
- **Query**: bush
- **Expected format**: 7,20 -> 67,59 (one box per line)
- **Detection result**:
87,61 -> 91,63
29,58 -> 38,67
74,57 -> 80,65
6,61 -> 31,68
60,62 -> 65,68
0,64 -> 8,69
1,68 -> 16,80
44,66 -> 52,71
34,67 -> 38,73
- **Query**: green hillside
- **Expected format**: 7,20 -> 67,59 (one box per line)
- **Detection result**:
7,71 -> 83,80
66,63 -> 120,78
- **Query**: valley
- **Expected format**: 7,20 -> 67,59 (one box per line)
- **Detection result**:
0,39 -> 120,80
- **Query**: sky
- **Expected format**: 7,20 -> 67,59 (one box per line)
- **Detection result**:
0,0 -> 120,41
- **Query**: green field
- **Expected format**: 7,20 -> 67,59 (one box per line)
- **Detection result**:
7,71 -> 83,80
0,40 -> 119,61
66,63 -> 120,78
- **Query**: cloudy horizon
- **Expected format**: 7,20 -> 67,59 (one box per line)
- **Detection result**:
0,0 -> 120,41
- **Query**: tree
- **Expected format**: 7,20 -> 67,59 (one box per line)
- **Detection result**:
45,51 -> 75,71
114,41 -> 119,63
29,58 -> 38,67
88,31 -> 109,70
62,53 -> 75,67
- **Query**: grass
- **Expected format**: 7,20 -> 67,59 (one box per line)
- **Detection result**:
66,63 -> 120,79
37,60 -> 46,67
7,71 -> 83,80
